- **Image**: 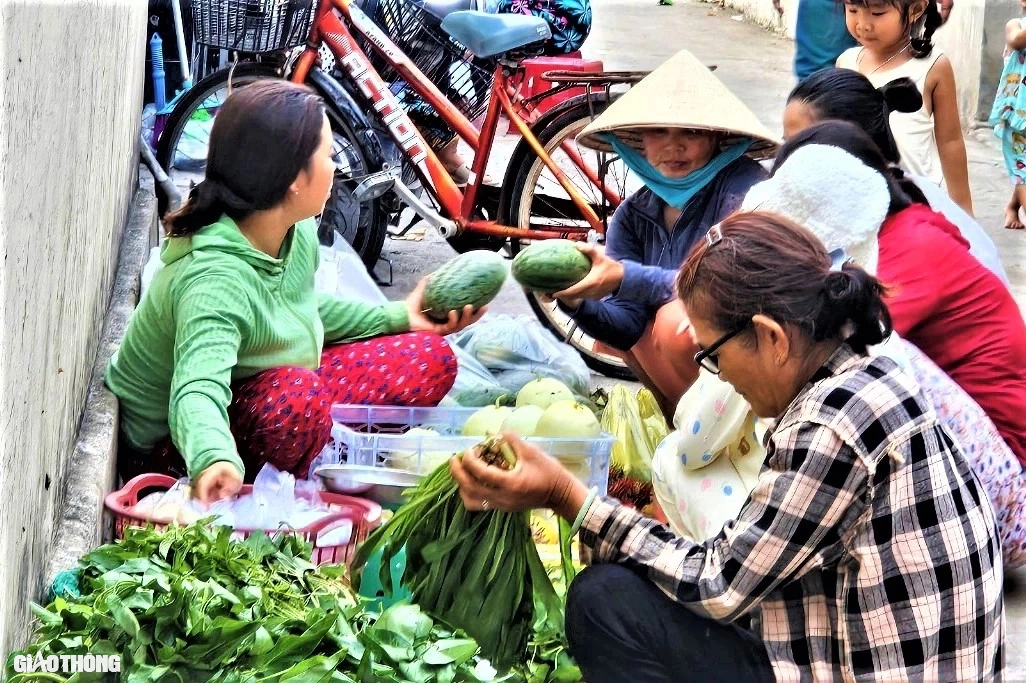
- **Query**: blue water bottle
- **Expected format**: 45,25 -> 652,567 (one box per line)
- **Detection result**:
150,33 -> 167,111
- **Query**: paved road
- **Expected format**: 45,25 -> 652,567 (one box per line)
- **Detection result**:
372,0 -> 1026,669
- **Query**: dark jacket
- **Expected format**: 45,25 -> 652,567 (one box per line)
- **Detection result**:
567,155 -> 767,350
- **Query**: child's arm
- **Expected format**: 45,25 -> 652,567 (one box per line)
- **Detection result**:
1007,18 -> 1026,51
928,55 -> 974,215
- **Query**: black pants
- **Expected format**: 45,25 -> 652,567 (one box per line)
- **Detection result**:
565,565 -> 775,683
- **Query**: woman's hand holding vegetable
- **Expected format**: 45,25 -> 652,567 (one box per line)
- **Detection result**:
449,433 -> 590,521
405,276 -> 485,335
192,461 -> 244,504
554,243 -> 625,303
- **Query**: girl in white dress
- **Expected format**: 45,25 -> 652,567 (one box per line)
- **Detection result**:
836,0 -> 972,215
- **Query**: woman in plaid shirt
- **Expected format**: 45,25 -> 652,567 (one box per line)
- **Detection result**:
451,212 -> 1004,682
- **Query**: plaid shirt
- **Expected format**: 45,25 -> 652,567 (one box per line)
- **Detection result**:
580,346 -> 1005,681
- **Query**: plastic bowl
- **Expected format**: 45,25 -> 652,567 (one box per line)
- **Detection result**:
314,464 -> 423,506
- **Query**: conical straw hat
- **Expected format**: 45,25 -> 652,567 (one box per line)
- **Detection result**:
578,50 -> 780,159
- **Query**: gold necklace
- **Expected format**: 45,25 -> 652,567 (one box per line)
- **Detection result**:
859,41 -> 912,76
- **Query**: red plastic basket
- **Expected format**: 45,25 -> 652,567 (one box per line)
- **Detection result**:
104,474 -> 382,566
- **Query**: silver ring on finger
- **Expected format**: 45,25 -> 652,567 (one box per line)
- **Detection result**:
481,499 -> 490,511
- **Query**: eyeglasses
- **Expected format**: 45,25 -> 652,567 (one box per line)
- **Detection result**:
693,324 -> 748,374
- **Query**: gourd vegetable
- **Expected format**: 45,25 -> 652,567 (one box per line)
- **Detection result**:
511,240 -> 591,293
515,378 -> 575,410
422,251 -> 508,321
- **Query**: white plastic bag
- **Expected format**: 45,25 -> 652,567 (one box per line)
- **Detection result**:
315,231 -> 387,304
131,478 -> 201,525
205,465 -> 329,531
446,343 -> 512,406
140,245 -> 163,300
448,314 -> 592,397
130,465 -> 349,544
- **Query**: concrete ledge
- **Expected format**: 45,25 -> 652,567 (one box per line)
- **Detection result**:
43,167 -> 157,592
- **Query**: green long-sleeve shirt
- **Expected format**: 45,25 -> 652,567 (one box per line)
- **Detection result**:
105,216 -> 409,478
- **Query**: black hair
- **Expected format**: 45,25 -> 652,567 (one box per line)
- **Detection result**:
788,68 -> 921,164
164,80 -> 326,236
840,0 -> 941,58
678,211 -> 892,355
772,120 -> 928,215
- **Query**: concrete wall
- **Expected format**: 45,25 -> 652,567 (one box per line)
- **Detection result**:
0,0 -> 147,661
706,0 -> 992,129
934,0 -> 985,125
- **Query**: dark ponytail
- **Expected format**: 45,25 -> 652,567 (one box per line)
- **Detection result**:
819,265 -> 892,353
676,212 -> 892,355
167,177 -> 263,237
910,0 -> 941,59
164,80 -> 326,237
789,69 -> 922,165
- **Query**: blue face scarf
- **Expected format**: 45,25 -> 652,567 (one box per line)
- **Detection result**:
603,133 -> 753,210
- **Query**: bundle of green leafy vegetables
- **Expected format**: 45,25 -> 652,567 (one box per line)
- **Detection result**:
353,437 -> 582,682
4,523 -> 504,682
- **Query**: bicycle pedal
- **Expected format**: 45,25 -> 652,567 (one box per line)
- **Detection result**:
353,172 -> 397,202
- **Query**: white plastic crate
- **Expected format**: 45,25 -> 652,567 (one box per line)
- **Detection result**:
327,404 -> 614,495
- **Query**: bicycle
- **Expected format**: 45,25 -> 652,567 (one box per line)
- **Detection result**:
156,0 -> 646,378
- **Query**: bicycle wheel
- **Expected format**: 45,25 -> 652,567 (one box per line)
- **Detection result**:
501,95 -> 643,381
155,62 -> 389,269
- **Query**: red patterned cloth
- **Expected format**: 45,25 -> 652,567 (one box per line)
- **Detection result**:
122,332 -> 456,481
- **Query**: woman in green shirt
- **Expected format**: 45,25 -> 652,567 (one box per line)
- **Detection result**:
106,81 -> 480,503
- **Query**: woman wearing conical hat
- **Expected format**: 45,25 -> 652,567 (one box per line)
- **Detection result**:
552,50 -> 779,417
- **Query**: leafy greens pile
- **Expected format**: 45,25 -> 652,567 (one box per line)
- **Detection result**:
354,437 -> 582,682
5,523 -> 502,683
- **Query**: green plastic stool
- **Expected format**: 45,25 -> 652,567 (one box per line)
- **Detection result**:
358,545 -> 411,612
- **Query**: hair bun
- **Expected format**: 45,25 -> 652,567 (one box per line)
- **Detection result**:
824,269 -> 856,300
879,78 -> 922,114
820,265 -> 891,353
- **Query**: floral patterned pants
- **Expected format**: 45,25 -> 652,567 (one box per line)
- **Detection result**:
899,342 -> 1026,568
124,333 -> 457,482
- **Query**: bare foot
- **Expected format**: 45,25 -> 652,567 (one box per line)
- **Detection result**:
1005,205 -> 1025,230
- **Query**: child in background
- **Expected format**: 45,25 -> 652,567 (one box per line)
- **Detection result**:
837,0 -> 973,215
990,2 -> 1026,229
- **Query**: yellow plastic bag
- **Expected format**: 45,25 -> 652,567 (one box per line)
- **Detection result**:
638,388 -> 670,464
601,385 -> 670,483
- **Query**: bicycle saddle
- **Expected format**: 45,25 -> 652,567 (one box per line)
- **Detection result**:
441,11 -> 551,59
419,0 -> 476,22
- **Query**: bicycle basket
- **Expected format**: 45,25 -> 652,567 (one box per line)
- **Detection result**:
361,0 -> 493,143
190,0 -> 317,54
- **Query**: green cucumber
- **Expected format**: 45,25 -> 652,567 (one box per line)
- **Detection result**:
511,239 -> 591,293
422,250 -> 508,321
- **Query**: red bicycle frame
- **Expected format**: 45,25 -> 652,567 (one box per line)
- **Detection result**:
290,0 -> 614,240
